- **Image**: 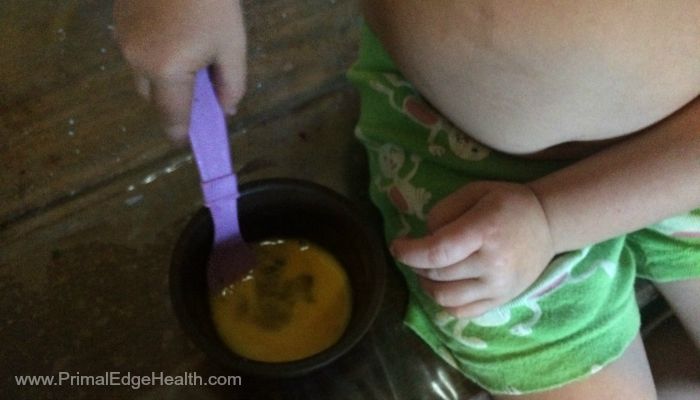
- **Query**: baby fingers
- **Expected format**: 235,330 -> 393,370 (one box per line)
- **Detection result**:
418,278 -> 492,309
411,252 -> 486,282
391,215 -> 482,269
444,299 -> 501,319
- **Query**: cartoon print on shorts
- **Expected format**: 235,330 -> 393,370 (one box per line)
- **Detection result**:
433,249 -> 618,345
357,128 -> 432,237
369,73 -> 490,161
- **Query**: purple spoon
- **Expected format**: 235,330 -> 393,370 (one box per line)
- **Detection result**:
188,68 -> 256,293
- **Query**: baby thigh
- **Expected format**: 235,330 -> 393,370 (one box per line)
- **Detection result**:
495,334 -> 656,400
630,209 -> 700,348
654,278 -> 700,348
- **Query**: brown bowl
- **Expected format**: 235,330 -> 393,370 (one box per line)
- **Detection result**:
169,178 -> 387,377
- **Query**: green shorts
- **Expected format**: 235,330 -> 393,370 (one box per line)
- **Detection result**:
347,25 -> 700,395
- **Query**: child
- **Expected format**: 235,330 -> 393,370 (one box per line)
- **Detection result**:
114,1 -> 700,398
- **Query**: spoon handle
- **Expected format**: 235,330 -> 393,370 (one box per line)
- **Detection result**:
188,68 -> 241,243
189,69 -> 238,191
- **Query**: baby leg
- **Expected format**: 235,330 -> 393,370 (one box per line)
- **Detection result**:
494,334 -> 656,400
655,278 -> 700,348
648,279 -> 700,400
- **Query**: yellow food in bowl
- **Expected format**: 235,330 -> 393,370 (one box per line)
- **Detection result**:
210,239 -> 352,362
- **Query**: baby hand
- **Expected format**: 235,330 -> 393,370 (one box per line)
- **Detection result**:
390,181 -> 555,318
114,0 -> 247,143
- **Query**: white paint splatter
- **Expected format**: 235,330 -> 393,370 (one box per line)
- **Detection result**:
139,154 -> 193,186
141,174 -> 157,185
125,194 -> 144,206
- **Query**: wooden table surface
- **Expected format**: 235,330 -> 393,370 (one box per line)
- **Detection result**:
0,1 -> 484,398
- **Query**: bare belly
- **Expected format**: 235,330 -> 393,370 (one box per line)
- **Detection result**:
361,0 -> 700,157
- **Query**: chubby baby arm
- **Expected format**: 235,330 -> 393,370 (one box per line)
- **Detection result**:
392,95 -> 700,318
529,95 -> 700,254
114,0 -> 247,142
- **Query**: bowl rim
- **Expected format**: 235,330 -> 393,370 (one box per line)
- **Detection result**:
169,178 -> 387,377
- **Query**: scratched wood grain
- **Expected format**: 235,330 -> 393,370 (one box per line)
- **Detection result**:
0,0 -> 361,228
